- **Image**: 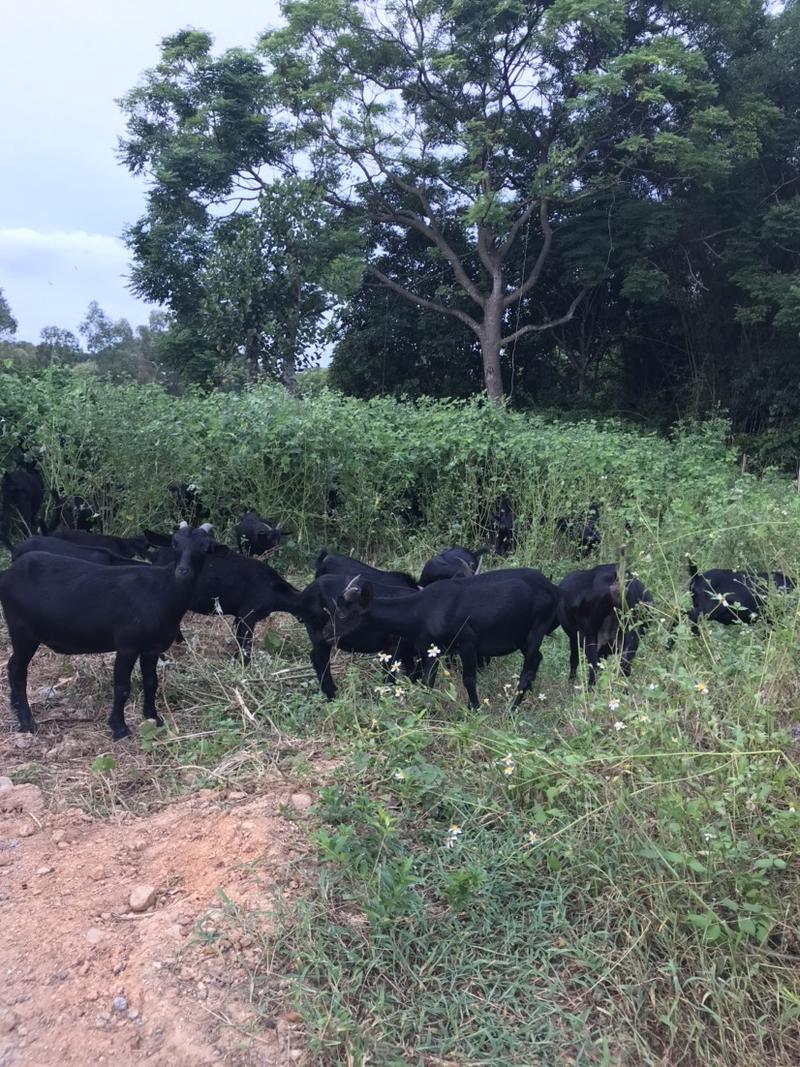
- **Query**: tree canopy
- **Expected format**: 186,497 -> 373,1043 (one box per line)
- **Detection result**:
115,1 -> 800,456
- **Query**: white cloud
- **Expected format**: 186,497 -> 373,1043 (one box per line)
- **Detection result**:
0,228 -> 153,341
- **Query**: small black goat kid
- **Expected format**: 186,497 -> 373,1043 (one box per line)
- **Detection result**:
555,502 -> 602,556
169,482 -> 210,526
235,510 -> 284,556
418,546 -> 484,586
0,522 -> 218,740
493,496 -> 515,556
45,491 -> 101,534
558,564 -> 652,685
315,548 -> 419,590
326,568 -> 559,710
686,560 -> 794,630
0,461 -> 45,548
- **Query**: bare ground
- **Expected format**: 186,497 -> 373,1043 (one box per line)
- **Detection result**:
0,615 -> 331,1067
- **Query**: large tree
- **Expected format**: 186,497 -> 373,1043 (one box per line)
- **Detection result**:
262,0 -> 744,401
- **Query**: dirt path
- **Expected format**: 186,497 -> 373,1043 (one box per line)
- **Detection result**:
0,684 -> 320,1067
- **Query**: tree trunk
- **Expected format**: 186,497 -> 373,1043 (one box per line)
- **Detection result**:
282,353 -> 297,394
480,297 -> 505,404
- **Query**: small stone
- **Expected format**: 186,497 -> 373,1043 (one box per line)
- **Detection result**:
16,822 -> 36,838
85,927 -> 105,945
0,1007 -> 19,1034
290,792 -> 313,813
0,777 -> 13,792
89,866 -> 107,882
227,790 -> 247,801
36,866 -> 53,876
112,996 -> 128,1013
127,1008 -> 139,1021
86,991 -> 98,1002
52,829 -> 66,843
95,1012 -> 110,1028
128,884 -> 157,913
14,734 -> 33,750
289,1051 -> 302,1062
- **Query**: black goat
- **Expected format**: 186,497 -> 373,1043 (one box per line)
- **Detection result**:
235,510 -> 284,557
0,523 -> 218,740
493,496 -> 514,556
419,546 -> 485,586
146,533 -> 300,662
315,548 -> 419,590
326,569 -> 559,709
687,560 -> 794,630
169,482 -> 209,526
558,564 -> 652,685
1,461 -> 45,548
555,503 -> 601,556
11,535 -> 147,568
297,574 -> 419,699
51,528 -> 150,559
45,491 -> 101,534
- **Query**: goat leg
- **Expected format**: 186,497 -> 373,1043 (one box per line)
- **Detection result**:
310,639 -> 336,699
511,627 -> 546,710
108,651 -> 137,740
139,653 -> 163,726
567,631 -> 580,680
8,639 -> 38,732
459,644 -> 480,709
234,616 -> 255,665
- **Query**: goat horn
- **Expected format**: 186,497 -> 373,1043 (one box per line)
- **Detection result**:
199,522 -> 213,532
343,575 -> 361,594
474,555 -> 483,575
178,520 -> 189,529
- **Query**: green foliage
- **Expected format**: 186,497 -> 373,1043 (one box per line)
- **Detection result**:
0,288 -> 17,341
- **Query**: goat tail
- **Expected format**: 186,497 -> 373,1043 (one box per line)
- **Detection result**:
314,547 -> 329,573
686,557 -> 698,579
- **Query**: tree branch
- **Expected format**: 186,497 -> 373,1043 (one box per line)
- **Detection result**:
501,287 -> 590,346
502,199 -> 552,308
368,266 -> 480,333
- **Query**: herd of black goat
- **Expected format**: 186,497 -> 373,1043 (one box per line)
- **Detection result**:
0,456 -> 795,742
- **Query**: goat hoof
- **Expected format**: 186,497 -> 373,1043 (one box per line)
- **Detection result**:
16,722 -> 35,734
111,725 -> 132,741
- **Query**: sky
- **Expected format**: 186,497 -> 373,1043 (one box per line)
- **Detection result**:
0,1 -> 282,344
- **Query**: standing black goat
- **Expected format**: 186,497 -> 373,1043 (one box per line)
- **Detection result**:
235,510 -> 284,556
325,569 -> 559,709
146,533 -> 300,662
0,522 -> 218,739
297,574 -> 419,698
686,560 -> 794,631
558,563 -> 652,685
0,460 -> 45,548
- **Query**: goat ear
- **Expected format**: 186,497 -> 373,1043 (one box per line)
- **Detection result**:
359,582 -> 374,608
209,541 -> 229,555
